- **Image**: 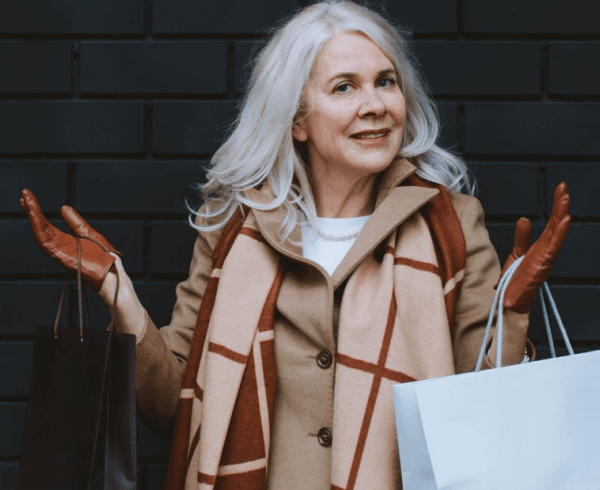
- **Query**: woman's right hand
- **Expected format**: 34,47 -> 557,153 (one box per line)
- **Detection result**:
21,189 -> 146,334
20,188 -> 119,291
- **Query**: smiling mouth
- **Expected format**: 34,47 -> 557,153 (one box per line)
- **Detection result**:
350,129 -> 391,140
352,132 -> 388,139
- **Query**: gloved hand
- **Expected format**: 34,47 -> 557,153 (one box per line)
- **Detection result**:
502,182 -> 571,313
20,189 -> 121,291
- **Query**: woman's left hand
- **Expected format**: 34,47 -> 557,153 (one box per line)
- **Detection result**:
502,182 -> 571,314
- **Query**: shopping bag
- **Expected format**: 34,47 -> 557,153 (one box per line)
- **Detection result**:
17,239 -> 137,489
393,256 -> 600,490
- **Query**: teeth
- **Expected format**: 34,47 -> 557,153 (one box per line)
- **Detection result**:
354,132 -> 387,139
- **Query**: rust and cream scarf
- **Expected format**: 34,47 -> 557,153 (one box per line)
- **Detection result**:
163,175 -> 466,490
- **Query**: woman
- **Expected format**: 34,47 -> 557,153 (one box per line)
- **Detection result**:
20,1 -> 570,489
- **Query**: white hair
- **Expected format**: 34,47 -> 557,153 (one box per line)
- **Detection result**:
190,0 -> 473,239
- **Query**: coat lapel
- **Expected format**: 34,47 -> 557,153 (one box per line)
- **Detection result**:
330,185 -> 439,287
242,187 -> 303,258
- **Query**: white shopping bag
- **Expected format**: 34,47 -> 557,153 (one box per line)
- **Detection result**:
393,257 -> 600,490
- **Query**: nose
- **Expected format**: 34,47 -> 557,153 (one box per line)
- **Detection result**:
358,86 -> 386,118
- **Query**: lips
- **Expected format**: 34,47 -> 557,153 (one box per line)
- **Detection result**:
350,129 -> 391,139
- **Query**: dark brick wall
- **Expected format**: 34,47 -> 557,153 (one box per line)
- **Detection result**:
1,0 -> 599,487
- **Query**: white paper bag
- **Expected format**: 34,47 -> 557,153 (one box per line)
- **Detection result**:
393,257 -> 600,490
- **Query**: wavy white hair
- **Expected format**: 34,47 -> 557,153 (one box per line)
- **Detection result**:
190,0 -> 473,239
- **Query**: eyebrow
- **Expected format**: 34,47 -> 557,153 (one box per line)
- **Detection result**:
326,68 -> 397,85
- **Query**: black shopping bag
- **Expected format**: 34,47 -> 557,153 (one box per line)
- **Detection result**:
17,252 -> 137,489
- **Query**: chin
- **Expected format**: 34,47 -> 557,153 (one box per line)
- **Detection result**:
359,153 -> 398,172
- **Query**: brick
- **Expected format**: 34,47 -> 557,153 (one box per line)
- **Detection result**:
0,42 -> 71,94
546,163 -> 600,217
469,162 -> 538,216
0,463 -> 18,490
464,103 -> 600,156
0,101 -> 144,154
0,161 -> 67,213
235,41 -> 258,94
438,101 -> 458,149
415,42 -> 541,96
153,0 -> 299,34
465,0 -> 600,34
153,101 -> 238,155
0,0 -> 143,34
86,220 -> 145,274
0,282 -> 70,335
81,42 -> 227,95
303,0 -> 458,33
537,286 -> 600,342
0,342 -> 34,396
550,224 -> 600,279
75,160 -> 206,215
0,220 -> 143,274
137,414 -> 172,457
150,221 -> 199,274
0,220 -> 68,274
385,0 -> 457,33
0,402 -> 26,456
549,43 -> 600,96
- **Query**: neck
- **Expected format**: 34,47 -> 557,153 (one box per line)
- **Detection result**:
312,172 -> 379,218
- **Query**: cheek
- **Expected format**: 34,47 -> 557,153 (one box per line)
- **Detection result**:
312,102 -> 357,135
390,96 -> 407,127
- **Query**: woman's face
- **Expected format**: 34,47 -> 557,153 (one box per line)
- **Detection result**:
293,31 -> 406,182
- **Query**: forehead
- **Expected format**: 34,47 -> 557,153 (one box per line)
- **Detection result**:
311,31 -> 394,79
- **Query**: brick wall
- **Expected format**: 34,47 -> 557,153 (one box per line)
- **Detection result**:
1,0 -> 599,487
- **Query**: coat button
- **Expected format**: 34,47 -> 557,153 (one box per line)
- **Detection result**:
318,427 -> 333,447
317,349 -> 333,369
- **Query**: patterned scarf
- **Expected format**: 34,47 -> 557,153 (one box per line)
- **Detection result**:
163,175 -> 466,490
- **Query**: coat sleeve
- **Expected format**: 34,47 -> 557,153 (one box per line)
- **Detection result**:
133,214 -> 221,438
451,194 -> 534,374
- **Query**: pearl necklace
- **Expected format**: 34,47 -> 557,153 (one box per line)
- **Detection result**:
315,224 -> 365,241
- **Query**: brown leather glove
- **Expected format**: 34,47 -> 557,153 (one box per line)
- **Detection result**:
20,189 -> 121,291
502,182 -> 571,313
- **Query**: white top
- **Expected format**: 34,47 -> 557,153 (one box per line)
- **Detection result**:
301,215 -> 370,276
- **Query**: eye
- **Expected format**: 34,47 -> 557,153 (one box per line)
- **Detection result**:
335,83 -> 352,93
377,77 -> 396,88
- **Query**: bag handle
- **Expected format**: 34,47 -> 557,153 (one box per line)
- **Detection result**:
475,256 -> 574,371
540,282 -> 574,358
52,236 -> 120,341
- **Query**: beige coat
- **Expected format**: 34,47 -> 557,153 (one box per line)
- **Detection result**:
133,158 -> 530,489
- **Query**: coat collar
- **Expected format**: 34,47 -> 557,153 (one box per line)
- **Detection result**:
243,158 -> 439,288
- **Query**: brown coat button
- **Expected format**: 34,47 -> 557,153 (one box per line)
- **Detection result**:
318,427 -> 333,447
317,349 -> 333,369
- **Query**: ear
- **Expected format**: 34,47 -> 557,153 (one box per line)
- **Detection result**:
292,122 -> 308,142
